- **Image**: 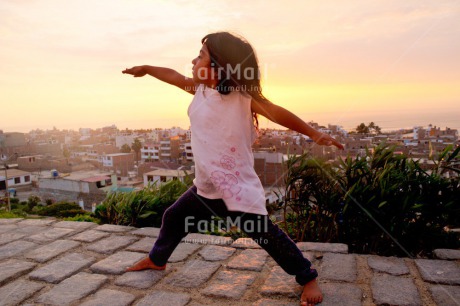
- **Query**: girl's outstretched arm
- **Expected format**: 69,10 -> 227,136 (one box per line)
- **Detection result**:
251,99 -> 344,150
122,65 -> 195,94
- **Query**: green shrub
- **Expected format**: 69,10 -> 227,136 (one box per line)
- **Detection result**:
95,177 -> 191,227
63,214 -> 101,224
10,198 -> 19,204
45,199 -> 54,206
280,144 -> 460,258
27,195 -> 41,211
37,202 -> 85,217
0,210 -> 26,218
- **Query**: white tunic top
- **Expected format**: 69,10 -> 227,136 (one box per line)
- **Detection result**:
188,84 -> 268,215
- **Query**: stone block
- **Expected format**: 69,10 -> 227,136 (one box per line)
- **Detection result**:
0,259 -> 36,286
0,218 -> 23,225
252,300 -> 298,306
36,272 -> 107,305
433,249 -> 460,260
202,270 -> 256,299
29,252 -> 95,283
228,249 -> 268,272
199,245 -> 236,261
231,238 -> 261,249
320,283 -> 362,306
53,220 -> 97,230
261,266 -> 301,298
415,259 -> 460,285
13,225 -> 47,235
0,279 -> 44,306
18,219 -> 55,226
296,242 -> 348,253
27,227 -> 75,243
429,284 -> 460,306
126,237 -> 156,253
90,251 -> 146,275
0,232 -> 26,246
25,239 -> 80,262
131,227 -> 161,237
86,235 -> 138,254
183,233 -> 233,245
115,268 -> 170,289
0,240 -> 37,260
80,289 -> 136,306
95,224 -> 135,233
367,255 -> 410,275
169,242 -> 202,262
70,229 -> 110,242
0,224 -> 18,234
371,274 -> 421,306
320,253 -> 357,282
135,291 -> 190,306
165,259 -> 221,288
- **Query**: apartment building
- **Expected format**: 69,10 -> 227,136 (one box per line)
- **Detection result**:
253,152 -> 286,187
0,168 -> 32,190
101,153 -> 135,176
143,168 -> 193,186
141,142 -> 160,162
184,142 -> 193,162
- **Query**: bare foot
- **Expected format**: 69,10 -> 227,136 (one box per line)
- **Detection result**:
126,257 -> 166,272
300,279 -> 323,306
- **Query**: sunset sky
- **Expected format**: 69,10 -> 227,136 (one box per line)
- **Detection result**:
1,0 -> 459,133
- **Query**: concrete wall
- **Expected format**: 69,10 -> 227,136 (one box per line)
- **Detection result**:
39,178 -> 91,193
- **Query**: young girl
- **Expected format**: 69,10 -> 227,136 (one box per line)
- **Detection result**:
122,31 -> 343,306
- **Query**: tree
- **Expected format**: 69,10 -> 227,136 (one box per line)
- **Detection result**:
356,122 -> 381,134
131,138 -> 142,163
368,122 -> 382,134
356,123 -> 369,134
120,144 -> 131,153
63,147 -> 71,158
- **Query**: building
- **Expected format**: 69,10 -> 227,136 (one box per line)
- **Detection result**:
184,142 -> 193,162
38,170 -> 114,209
141,142 -> 160,162
143,168 -> 193,186
0,168 -> 32,190
253,152 -> 286,187
0,132 -> 29,157
159,136 -> 181,162
101,153 -> 135,176
115,134 -> 138,149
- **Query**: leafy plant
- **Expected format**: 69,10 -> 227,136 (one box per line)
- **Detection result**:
63,214 -> 101,223
279,144 -> 460,257
95,177 -> 191,227
36,202 -> 85,217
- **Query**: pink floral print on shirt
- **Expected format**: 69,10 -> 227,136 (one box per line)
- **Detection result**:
210,171 -> 241,199
220,155 -> 236,170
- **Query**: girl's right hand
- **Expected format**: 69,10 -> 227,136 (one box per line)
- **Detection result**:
122,66 -> 147,77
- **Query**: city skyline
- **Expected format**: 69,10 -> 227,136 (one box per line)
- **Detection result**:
1,1 -> 459,133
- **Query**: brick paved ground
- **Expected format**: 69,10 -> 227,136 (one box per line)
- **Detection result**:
0,218 -> 459,306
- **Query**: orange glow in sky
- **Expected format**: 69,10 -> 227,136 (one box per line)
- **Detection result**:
1,0 -> 459,132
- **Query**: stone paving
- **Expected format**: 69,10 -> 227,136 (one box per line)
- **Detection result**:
0,218 -> 459,306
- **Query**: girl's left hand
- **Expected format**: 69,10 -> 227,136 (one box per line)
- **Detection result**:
313,132 -> 344,150
122,66 -> 147,77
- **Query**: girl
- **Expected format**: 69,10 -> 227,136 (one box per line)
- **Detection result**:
122,31 -> 343,306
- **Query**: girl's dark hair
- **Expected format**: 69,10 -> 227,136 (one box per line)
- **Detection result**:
201,32 -> 271,128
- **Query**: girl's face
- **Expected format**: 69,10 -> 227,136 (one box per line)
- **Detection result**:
192,44 -> 217,87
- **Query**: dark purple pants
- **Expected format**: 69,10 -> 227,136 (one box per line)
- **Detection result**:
149,186 -> 318,285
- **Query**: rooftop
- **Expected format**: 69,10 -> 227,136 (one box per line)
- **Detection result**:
0,218 -> 459,305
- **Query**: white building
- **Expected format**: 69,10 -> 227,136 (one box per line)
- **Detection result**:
0,168 -> 32,190
143,168 -> 193,186
115,134 -> 138,149
141,143 -> 160,162
184,142 -> 194,162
